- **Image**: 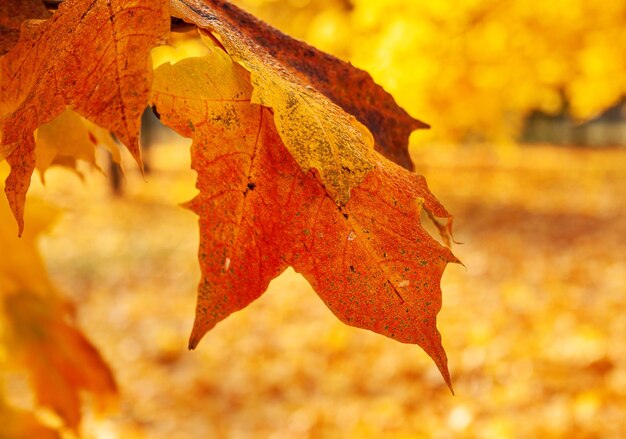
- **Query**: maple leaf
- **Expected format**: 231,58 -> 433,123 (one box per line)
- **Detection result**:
151,46 -> 458,390
169,0 -> 426,172
0,0 -> 169,234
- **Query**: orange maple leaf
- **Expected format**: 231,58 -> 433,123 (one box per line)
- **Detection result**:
152,48 -> 459,390
0,0 -> 169,234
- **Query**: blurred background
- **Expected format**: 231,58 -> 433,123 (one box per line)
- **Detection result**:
2,0 -> 626,438
239,0 -> 626,145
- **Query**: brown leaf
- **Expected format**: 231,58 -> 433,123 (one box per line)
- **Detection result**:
151,49 -> 458,390
0,0 -> 169,234
172,0 -> 426,172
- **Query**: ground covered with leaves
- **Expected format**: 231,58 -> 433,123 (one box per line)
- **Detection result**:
17,140 -> 626,438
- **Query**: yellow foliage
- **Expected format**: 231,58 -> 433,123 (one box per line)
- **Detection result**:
0,163 -> 60,296
0,164 -> 117,433
35,109 -> 122,183
236,0 -> 626,142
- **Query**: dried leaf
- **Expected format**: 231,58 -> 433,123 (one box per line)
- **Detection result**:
151,50 -> 458,389
0,0 -> 169,234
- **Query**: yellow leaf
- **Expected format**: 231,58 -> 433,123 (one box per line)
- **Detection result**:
0,164 -> 60,296
3,292 -> 118,430
35,108 -> 122,183
0,171 -> 117,430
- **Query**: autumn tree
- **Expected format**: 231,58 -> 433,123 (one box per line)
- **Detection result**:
239,0 -> 626,142
0,0 -> 459,435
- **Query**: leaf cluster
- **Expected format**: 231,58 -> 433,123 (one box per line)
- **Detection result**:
0,0 -> 459,432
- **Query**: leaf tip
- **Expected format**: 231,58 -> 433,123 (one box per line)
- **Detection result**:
124,138 -> 144,177
187,337 -> 198,350
443,369 -> 455,395
188,323 -> 203,350
5,183 -> 26,237
413,117 -> 431,130
437,361 -> 454,395
422,331 -> 454,395
180,198 -> 196,212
